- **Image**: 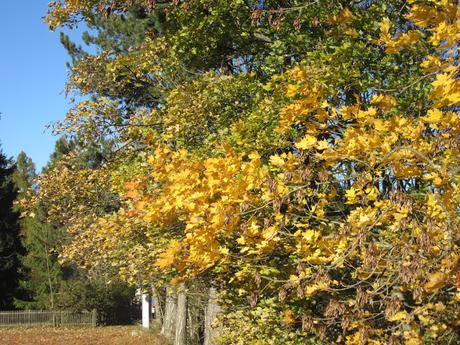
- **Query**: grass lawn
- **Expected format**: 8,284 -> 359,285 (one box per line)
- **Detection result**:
0,326 -> 165,345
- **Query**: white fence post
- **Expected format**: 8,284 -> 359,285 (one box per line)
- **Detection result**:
142,292 -> 151,329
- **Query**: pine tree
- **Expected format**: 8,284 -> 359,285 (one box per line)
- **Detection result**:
0,147 -> 23,309
12,151 -> 36,197
15,140 -> 131,317
13,151 -> 63,310
60,7 -> 167,109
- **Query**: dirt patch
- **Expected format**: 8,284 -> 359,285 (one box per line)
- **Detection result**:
0,326 -> 164,345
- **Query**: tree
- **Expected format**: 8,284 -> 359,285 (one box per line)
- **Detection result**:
39,1 -> 460,344
12,152 -> 36,197
13,150 -> 65,309
15,140 -> 131,316
0,147 -> 23,309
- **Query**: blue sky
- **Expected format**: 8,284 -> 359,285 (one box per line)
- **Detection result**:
0,0 -> 87,171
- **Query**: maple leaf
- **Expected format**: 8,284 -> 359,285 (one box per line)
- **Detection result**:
423,109 -> 443,123
424,272 -> 447,292
269,155 -> 286,167
388,311 -> 408,322
296,134 -> 318,150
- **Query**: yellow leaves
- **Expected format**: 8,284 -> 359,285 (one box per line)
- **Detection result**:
248,151 -> 261,163
147,155 -> 156,165
423,109 -> 443,124
269,153 -> 297,170
393,207 -> 410,222
302,229 -> 320,243
388,310 -> 409,322
385,31 -> 422,54
426,193 -> 446,219
219,246 -> 230,255
345,188 -> 358,204
420,55 -> 444,73
356,107 -> 377,122
370,94 -> 396,111
269,154 -> 286,167
295,134 -> 317,150
277,102 -> 308,131
364,186 -> 379,201
316,140 -> 329,150
424,272 -> 447,292
430,70 -> 460,107
406,4 -> 445,28
277,67 -> 326,132
283,310 -> 296,325
348,207 -> 377,228
429,20 -> 460,47
378,18 -> 392,43
285,84 -> 298,97
423,172 -> 444,186
328,8 -> 354,25
375,17 -> 422,54
288,65 -> 308,81
343,28 -> 359,38
345,333 -> 385,345
403,330 -> 423,345
262,226 -> 278,240
304,283 -> 324,296
124,181 -> 140,199
45,3 -> 460,342
123,145 -> 277,275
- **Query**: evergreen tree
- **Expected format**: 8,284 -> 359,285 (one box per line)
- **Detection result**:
12,151 -> 36,196
15,140 -> 132,319
13,151 -> 63,310
59,7 -> 167,109
0,147 -> 22,309
43,137 -> 75,172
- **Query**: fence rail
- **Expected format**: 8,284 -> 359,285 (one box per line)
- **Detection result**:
0,310 -> 97,327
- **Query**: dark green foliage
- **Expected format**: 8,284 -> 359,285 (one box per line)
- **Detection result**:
12,151 -> 36,197
43,137 -> 75,172
0,147 -> 23,309
13,151 -> 63,310
14,141 -> 123,312
14,210 -> 65,310
55,278 -> 138,325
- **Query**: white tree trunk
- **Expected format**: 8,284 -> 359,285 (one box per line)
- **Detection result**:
204,287 -> 221,345
161,286 -> 177,339
174,284 -> 187,345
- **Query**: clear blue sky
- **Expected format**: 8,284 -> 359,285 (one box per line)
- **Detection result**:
0,0 -> 87,171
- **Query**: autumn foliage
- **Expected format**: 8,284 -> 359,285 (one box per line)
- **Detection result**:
34,0 -> 460,344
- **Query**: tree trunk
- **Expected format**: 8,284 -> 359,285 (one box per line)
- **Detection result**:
161,286 -> 177,340
204,287 -> 221,345
186,299 -> 201,344
174,284 -> 187,345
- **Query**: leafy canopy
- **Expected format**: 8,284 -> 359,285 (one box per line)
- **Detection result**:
37,0 -> 460,343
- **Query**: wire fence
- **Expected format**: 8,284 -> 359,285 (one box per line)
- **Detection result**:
0,310 -> 97,327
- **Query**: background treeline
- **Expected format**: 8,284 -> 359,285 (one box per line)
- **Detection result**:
0,141 -> 137,325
